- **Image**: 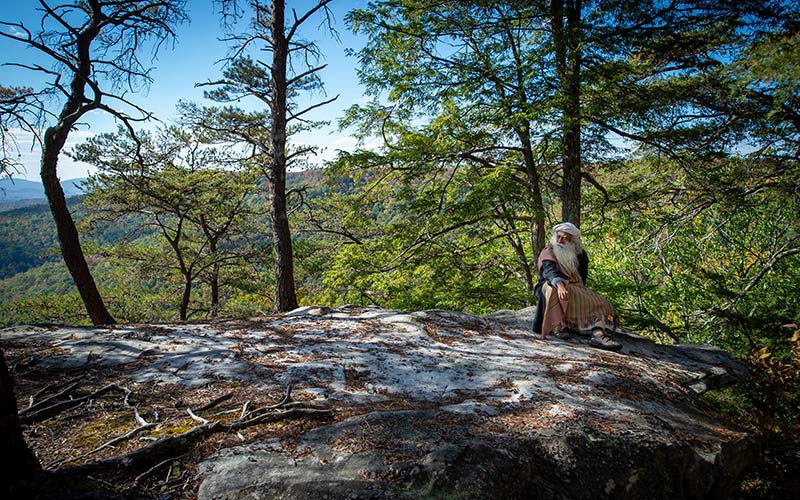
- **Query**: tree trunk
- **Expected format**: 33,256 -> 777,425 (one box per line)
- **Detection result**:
210,264 -> 220,319
269,0 -> 299,313
209,235 -> 220,318
179,274 -> 192,321
517,128 -> 546,259
507,230 -> 535,302
202,224 -> 221,318
42,126 -> 115,325
552,0 -> 583,227
0,347 -> 42,498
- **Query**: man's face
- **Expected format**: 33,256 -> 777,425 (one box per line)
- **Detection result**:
556,231 -> 573,246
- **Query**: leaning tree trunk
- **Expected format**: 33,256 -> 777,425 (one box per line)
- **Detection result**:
179,274 -> 193,321
42,125 -> 115,325
516,125 -> 547,259
268,0 -> 299,313
0,347 -> 42,498
202,228 -> 221,318
210,259 -> 220,319
210,272 -> 220,318
552,0 -> 583,227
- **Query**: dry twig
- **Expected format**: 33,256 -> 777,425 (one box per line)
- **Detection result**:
195,392 -> 234,412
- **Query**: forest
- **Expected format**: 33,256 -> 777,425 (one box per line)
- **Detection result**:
1,0 -> 798,498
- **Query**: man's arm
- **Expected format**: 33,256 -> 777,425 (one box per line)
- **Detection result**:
540,260 -> 568,287
540,259 -> 570,300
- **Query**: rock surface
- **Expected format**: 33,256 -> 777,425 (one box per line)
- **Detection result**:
1,306 -> 754,499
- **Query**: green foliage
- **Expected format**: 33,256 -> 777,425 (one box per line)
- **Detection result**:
73,126 -> 265,320
699,326 -> 800,499
0,191 -> 158,280
313,145 -> 539,313
744,326 -> 800,435
577,152 -> 799,498
0,293 -> 89,326
0,261 -> 77,307
0,242 -> 275,326
0,168 -> 341,326
582,156 -> 800,352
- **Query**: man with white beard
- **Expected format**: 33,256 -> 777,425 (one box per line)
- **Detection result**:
532,222 -> 621,351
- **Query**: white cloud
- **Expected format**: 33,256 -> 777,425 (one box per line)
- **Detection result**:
8,26 -> 26,38
4,127 -> 98,181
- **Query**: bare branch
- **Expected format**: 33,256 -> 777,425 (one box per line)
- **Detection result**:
288,94 -> 339,123
187,408 -> 209,424
741,247 -> 800,296
286,63 -> 328,87
286,0 -> 335,42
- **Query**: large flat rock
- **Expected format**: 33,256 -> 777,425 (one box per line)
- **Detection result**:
1,306 -> 753,499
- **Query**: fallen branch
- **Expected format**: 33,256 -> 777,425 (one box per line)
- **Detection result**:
195,392 -> 233,412
94,423 -> 158,452
121,386 -> 134,407
28,376 -> 84,408
66,422 -> 220,475
65,406 -> 333,476
12,355 -> 37,371
20,384 -> 121,424
134,407 -> 149,426
225,407 -> 333,430
22,380 -> 82,415
280,400 -> 330,410
187,408 -> 209,424
278,384 -> 293,405
241,384 -> 294,420
47,422 -> 158,469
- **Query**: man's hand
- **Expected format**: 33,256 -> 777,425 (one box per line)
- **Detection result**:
557,281 -> 569,301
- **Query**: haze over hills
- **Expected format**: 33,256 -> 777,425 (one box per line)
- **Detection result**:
0,169 -> 327,287
0,178 -> 87,211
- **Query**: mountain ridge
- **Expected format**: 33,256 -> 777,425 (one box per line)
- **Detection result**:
0,177 -> 87,211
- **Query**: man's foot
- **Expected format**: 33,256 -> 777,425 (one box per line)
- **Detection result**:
590,329 -> 622,351
551,327 -> 572,340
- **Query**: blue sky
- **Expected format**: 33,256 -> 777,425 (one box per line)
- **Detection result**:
1,0 -> 372,181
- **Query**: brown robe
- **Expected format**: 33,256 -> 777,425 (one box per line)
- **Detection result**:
537,246 -> 617,338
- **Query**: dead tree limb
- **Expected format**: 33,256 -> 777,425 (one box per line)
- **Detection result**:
28,376 -> 84,408
186,408 -> 209,424
66,422 -> 220,475
195,392 -> 233,412
22,381 -> 82,415
64,406 -> 333,476
47,422 -> 158,469
241,384 -> 293,420
225,407 -> 332,430
133,454 -> 187,487
20,384 -> 121,425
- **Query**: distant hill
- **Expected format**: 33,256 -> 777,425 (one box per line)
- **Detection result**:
0,193 -> 148,280
0,201 -> 64,279
0,177 -> 87,211
0,169 -> 331,281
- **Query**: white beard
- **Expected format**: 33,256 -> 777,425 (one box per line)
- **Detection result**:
550,235 -> 581,279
